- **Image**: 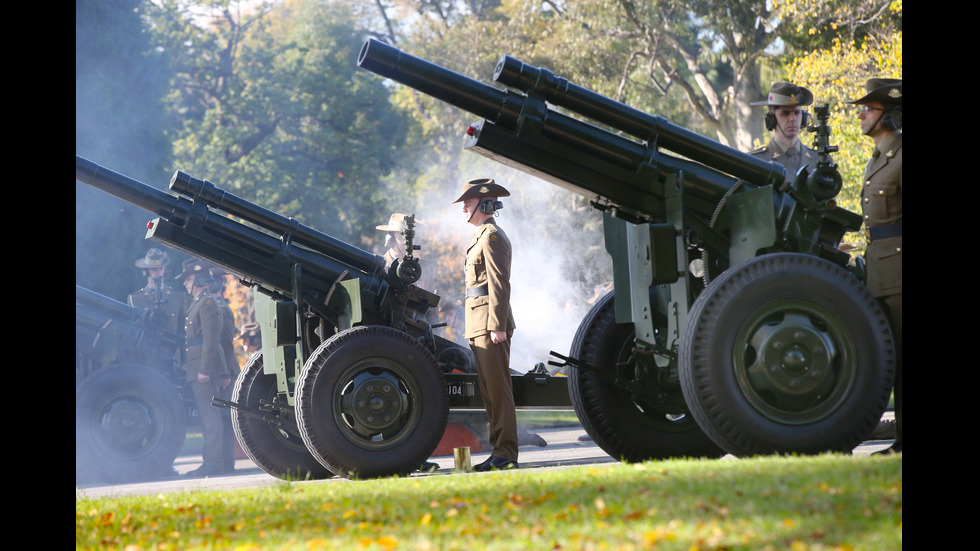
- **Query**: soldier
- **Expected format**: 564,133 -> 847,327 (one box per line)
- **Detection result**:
177,258 -> 234,477
847,78 -> 902,454
377,213 -> 414,267
209,265 -> 241,472
376,212 -> 432,290
749,81 -> 820,186
128,248 -> 186,336
454,178 -> 519,471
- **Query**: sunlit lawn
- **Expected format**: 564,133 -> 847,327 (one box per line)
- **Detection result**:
77,453 -> 900,550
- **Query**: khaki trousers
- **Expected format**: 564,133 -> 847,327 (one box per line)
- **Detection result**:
470,334 -> 518,461
878,294 -> 902,444
191,379 -> 235,469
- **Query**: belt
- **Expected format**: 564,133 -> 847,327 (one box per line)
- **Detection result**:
865,222 -> 902,241
465,285 -> 489,297
186,337 -> 203,347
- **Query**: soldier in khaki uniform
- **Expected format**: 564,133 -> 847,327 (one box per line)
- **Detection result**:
749,82 -> 820,186
848,78 -> 902,454
177,258 -> 234,477
128,248 -> 186,336
454,178 -> 519,471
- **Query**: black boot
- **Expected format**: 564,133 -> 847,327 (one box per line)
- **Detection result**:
474,456 -> 518,471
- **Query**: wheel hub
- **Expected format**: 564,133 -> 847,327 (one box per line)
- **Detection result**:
340,369 -> 409,435
100,399 -> 154,453
741,311 -> 840,416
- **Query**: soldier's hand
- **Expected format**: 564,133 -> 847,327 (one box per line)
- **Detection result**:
197,373 -> 210,383
490,330 -> 507,344
220,376 -> 232,389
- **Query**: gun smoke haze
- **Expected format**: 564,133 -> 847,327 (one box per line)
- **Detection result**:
391,159 -> 613,373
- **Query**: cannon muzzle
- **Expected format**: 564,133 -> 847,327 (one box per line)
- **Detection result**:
358,38 -> 513,126
76,155 -> 191,225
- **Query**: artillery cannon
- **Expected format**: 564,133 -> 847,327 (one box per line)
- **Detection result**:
358,38 -> 895,459
76,156 -> 570,479
75,284 -> 189,483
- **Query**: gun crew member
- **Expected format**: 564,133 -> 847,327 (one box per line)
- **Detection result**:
128,248 -> 186,335
455,178 -> 519,471
178,258 -> 235,477
750,81 -> 821,185
848,78 -> 902,455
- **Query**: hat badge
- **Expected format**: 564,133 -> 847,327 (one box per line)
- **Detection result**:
888,89 -> 901,99
479,186 -> 489,194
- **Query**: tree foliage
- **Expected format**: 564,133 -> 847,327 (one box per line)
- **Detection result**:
149,0 -> 411,245
76,0 -> 175,300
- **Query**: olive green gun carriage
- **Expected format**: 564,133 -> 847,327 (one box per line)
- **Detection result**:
76,156 -> 571,480
357,38 -> 895,461
75,284 -> 189,483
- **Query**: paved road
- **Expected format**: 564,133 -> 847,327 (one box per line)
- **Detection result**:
75,422 -> 896,499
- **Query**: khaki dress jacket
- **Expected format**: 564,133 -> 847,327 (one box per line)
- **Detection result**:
463,220 -> 516,339
861,132 -> 903,297
749,138 -> 821,185
184,292 -> 228,382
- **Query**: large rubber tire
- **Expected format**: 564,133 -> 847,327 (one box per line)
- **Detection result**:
75,364 -> 186,484
568,291 -> 724,461
678,253 -> 896,456
231,352 -> 333,480
296,326 -> 448,479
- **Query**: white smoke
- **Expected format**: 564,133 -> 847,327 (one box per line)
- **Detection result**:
404,158 -> 612,374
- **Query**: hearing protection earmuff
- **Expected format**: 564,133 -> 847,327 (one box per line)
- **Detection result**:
479,199 -> 503,215
193,272 -> 211,289
765,109 -> 811,132
880,105 -> 902,132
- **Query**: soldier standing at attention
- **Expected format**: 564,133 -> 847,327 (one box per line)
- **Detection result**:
454,178 -> 519,471
749,82 -> 820,186
128,248 -> 186,336
177,258 -> 234,478
848,78 -> 902,454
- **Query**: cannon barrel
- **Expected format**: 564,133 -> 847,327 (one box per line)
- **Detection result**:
76,284 -> 141,326
76,155 -> 387,306
76,155 -> 191,225
357,38 -> 787,219
169,170 -> 385,277
492,56 -> 786,188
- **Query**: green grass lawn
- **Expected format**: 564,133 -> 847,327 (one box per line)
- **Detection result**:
76,453 -> 901,550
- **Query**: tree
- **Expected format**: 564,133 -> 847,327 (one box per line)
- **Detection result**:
150,0 -> 410,244
76,0 -> 175,300
773,0 -> 901,53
